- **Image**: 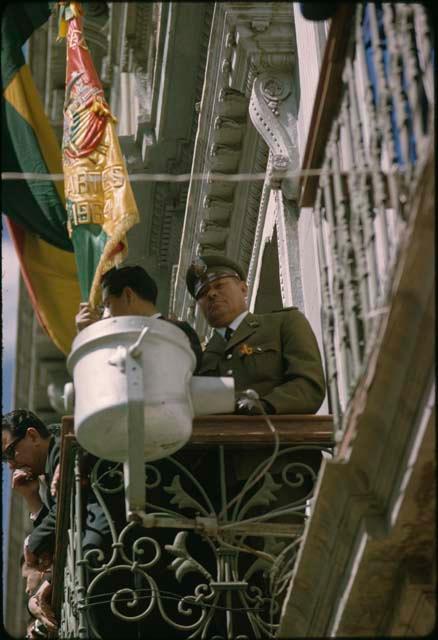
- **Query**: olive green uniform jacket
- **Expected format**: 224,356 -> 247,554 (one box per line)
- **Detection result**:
199,308 -> 326,414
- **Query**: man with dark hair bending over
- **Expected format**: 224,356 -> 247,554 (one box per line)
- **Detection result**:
75,265 -> 202,371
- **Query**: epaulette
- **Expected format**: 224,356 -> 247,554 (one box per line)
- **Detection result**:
272,306 -> 298,313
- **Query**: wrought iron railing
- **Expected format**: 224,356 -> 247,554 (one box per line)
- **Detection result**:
51,415 -> 333,638
300,3 -> 434,433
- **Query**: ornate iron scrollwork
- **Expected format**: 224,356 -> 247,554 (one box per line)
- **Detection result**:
60,444 -> 330,638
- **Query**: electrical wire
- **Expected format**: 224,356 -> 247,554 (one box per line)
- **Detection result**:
218,393 -> 280,521
219,504 -> 305,531
213,532 -> 275,564
1,166 -> 409,183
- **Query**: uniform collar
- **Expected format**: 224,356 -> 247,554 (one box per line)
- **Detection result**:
215,310 -> 249,338
226,312 -> 260,349
208,312 -> 260,351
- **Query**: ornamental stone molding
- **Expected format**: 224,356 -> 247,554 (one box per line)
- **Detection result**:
104,3 -> 166,132
209,144 -> 241,173
224,3 -> 296,92
203,205 -> 233,227
213,116 -> 245,146
113,3 -> 154,74
217,87 -> 249,119
259,75 -> 292,116
198,227 -> 229,253
249,71 -> 300,200
172,2 -> 297,323
195,86 -> 249,258
118,4 -> 212,298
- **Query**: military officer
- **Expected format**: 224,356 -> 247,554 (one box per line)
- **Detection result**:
186,255 -> 326,414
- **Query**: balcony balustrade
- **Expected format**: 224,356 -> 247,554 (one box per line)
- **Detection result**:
51,415 -> 333,638
300,4 -> 434,435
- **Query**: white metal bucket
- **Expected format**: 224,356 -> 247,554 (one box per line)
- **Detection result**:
67,316 -> 197,462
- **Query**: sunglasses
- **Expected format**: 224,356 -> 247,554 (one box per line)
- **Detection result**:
2,433 -> 26,463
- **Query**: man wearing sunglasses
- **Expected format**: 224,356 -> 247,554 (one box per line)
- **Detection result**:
2,411 -> 54,566
2,409 -> 110,570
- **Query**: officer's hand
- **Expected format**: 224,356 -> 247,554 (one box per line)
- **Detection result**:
27,580 -> 58,633
12,468 -> 39,500
235,391 -> 275,415
235,396 -> 263,415
75,302 -> 101,332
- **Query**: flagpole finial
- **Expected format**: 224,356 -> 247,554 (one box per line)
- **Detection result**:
56,2 -> 83,41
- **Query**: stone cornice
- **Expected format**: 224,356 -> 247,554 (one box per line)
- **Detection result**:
224,3 -> 296,93
146,4 -> 213,273
172,2 -> 297,324
114,4 -> 212,288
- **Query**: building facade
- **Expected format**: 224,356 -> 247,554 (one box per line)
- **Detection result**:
4,3 -> 434,638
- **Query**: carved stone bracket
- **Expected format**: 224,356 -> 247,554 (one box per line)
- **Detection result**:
225,28 -> 236,49
209,144 -> 241,173
217,87 -> 248,120
203,207 -> 232,227
251,18 -> 270,33
249,71 -> 300,200
260,75 -> 291,116
221,57 -> 232,75
213,116 -> 245,146
198,227 -> 229,252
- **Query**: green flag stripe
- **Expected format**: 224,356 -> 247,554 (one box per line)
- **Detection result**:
1,3 -> 51,88
2,98 -> 73,251
71,224 -> 108,301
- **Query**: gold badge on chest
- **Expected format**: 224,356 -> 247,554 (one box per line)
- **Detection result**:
239,343 -> 254,356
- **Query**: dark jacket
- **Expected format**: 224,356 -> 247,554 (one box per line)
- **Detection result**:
159,316 -> 202,373
28,433 -> 111,554
199,308 -> 326,414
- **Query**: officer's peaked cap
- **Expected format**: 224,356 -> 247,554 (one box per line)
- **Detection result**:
186,255 -> 247,298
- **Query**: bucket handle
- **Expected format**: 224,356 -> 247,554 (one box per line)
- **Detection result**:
128,326 -> 150,359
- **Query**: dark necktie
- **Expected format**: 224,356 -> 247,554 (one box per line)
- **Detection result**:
224,326 -> 233,341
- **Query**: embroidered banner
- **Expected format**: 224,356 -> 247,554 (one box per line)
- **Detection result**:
60,2 -> 139,305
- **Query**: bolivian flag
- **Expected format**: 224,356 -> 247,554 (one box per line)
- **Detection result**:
60,2 -> 139,306
1,3 -> 80,355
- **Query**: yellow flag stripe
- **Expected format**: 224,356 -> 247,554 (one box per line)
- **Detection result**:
22,234 -> 80,354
